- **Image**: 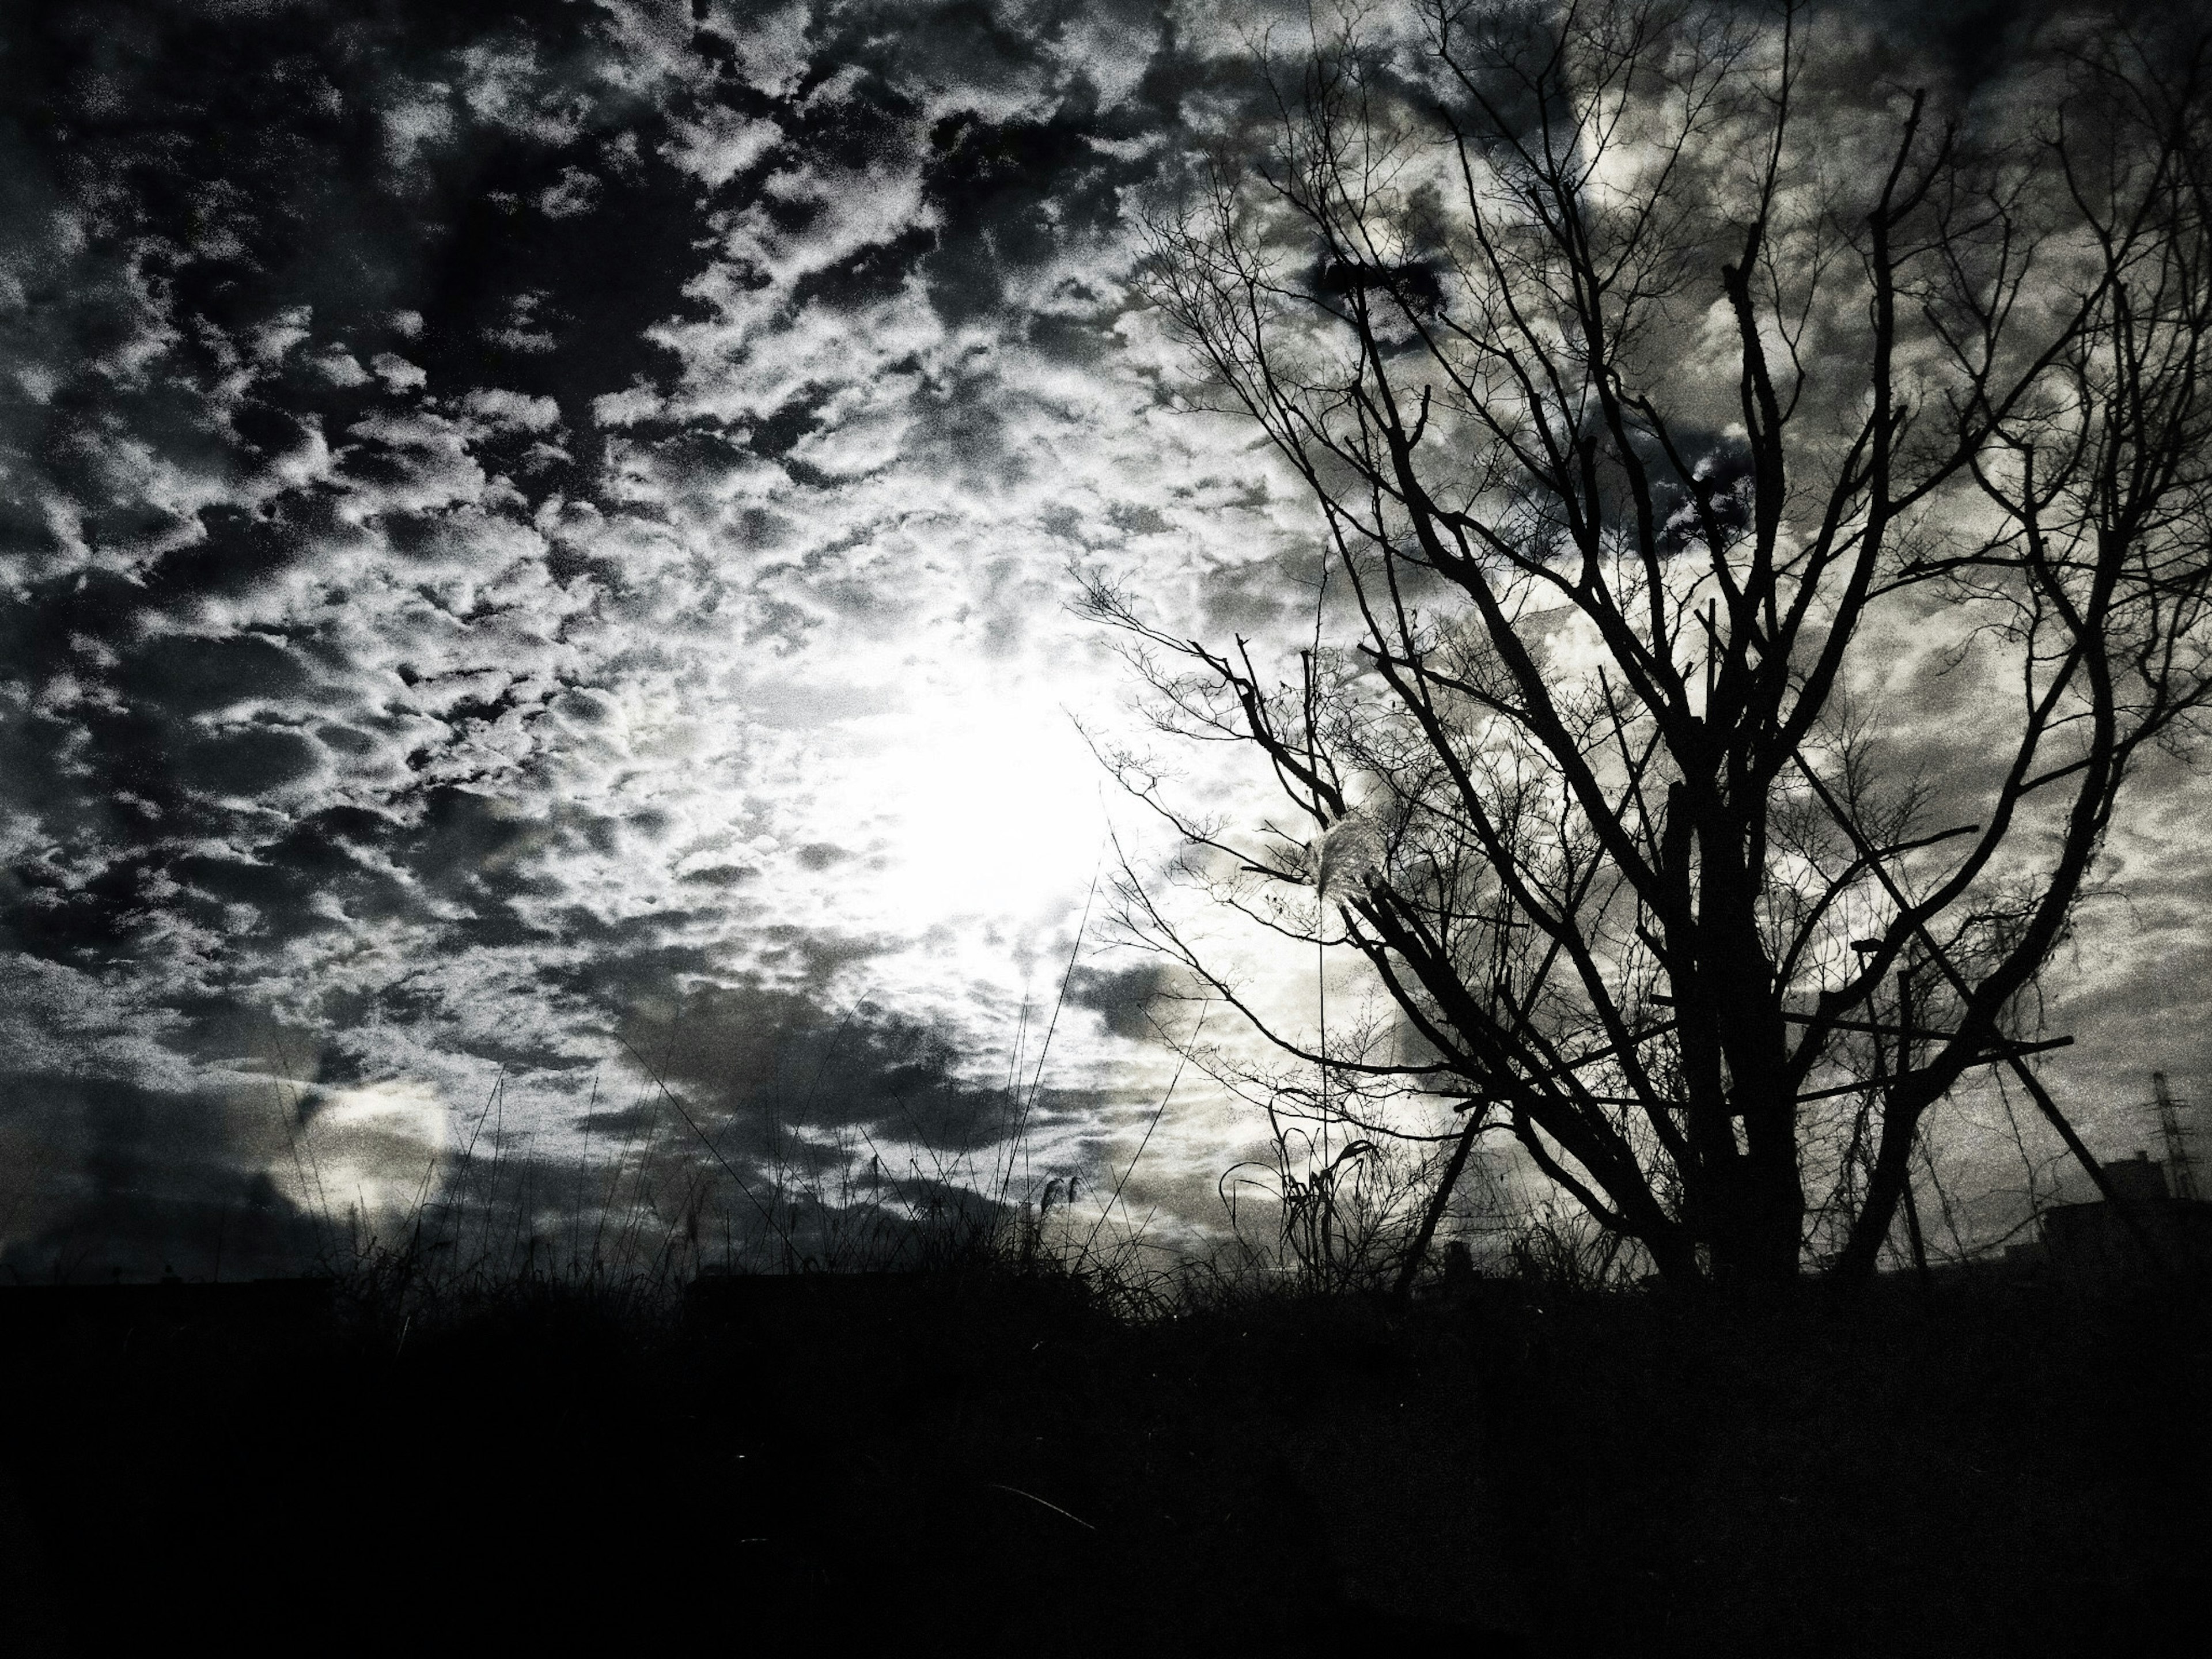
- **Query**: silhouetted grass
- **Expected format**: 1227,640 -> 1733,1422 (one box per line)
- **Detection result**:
0,1219 -> 2202,1656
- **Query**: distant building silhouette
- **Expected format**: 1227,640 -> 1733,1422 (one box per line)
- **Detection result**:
2027,1152 -> 2212,1283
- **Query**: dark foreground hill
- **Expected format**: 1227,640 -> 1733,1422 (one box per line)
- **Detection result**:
0,1270 -> 2202,1656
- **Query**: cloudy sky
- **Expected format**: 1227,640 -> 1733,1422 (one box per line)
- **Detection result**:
2,0 -> 2204,1282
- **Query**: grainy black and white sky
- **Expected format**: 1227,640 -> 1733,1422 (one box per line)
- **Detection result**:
2,0 -> 2205,1279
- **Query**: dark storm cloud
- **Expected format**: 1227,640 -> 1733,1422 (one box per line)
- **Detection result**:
1066,958 -> 1175,1041
0,1070 -> 323,1283
623,979 -> 1033,1160
1806,0 -> 2123,94
592,963 -> 1122,1257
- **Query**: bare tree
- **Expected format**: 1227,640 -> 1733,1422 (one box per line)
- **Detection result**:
1084,0 -> 2212,1287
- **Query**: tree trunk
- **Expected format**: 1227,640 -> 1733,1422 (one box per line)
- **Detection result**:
1392,1115 -> 1483,1300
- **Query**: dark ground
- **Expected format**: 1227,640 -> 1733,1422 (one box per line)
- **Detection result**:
0,1271 -> 2203,1656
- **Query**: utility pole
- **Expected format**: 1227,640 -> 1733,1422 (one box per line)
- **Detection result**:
2153,1072 -> 2199,1202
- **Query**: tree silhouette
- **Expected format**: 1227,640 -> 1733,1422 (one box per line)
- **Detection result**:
1086,0 -> 2212,1286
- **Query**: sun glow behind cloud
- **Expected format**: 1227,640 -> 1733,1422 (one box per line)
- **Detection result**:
827,671 -> 1109,930
268,1080 -> 448,1237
